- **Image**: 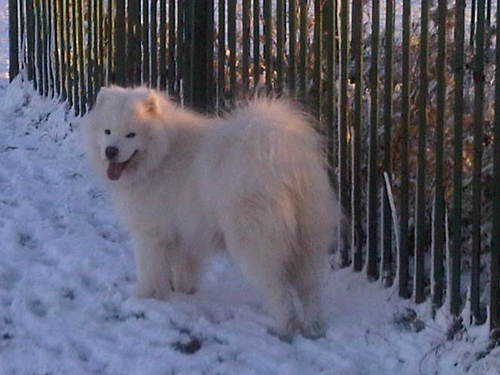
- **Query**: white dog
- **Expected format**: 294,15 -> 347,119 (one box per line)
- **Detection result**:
83,86 -> 341,339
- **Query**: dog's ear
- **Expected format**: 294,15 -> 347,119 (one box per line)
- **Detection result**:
136,91 -> 161,118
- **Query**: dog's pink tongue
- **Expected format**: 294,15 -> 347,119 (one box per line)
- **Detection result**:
107,162 -> 126,181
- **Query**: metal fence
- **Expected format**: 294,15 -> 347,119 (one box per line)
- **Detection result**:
8,0 -> 500,335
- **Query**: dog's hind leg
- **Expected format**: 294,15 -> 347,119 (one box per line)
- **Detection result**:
289,254 -> 328,339
232,244 -> 299,341
221,198 -> 300,340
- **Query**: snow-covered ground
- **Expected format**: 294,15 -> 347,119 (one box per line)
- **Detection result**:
0,58 -> 498,375
0,78 -> 496,374
0,1 -> 499,375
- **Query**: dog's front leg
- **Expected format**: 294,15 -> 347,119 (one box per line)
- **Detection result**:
169,249 -> 201,295
134,235 -> 172,300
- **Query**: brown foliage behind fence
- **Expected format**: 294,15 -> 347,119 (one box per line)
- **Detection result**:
8,0 -> 500,335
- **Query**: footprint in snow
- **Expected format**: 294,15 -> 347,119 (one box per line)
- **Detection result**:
27,299 -> 47,318
0,267 -> 22,291
17,231 -> 38,250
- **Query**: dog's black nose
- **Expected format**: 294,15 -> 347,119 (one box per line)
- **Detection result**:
105,146 -> 119,160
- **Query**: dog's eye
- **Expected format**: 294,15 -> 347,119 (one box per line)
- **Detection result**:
126,132 -> 136,138
104,129 -> 111,135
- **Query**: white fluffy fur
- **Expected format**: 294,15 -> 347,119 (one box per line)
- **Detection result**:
83,86 -> 341,339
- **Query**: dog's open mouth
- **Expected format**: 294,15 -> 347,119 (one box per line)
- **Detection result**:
107,151 -> 138,181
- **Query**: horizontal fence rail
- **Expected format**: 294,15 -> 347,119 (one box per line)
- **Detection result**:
8,0 -> 500,335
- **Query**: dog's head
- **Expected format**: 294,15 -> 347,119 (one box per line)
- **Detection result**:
83,86 -> 174,185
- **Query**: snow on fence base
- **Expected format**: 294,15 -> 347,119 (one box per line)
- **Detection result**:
8,0 -> 500,335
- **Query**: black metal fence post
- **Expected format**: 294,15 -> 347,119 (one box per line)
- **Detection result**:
414,0 -> 429,305
471,0 -> 486,325
351,0 -> 364,272
490,0 -> 500,333
381,0 -> 395,287
450,0 -> 466,317
366,0 -> 380,281
398,0 -> 411,300
9,0 -> 19,81
191,0 -> 210,112
26,0 -> 35,83
432,0 -> 447,312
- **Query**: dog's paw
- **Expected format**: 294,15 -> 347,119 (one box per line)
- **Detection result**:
267,315 -> 300,342
136,283 -> 172,301
301,319 -> 327,340
169,272 -> 198,295
170,281 -> 197,295
169,255 -> 200,295
267,327 -> 295,343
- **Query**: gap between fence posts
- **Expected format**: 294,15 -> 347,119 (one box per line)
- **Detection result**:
159,0 -> 168,90
114,0 -> 126,87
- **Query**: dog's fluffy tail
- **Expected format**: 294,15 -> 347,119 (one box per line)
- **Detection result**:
228,98 -> 342,256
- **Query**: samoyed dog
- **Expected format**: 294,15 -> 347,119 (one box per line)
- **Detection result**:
83,86 -> 341,339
